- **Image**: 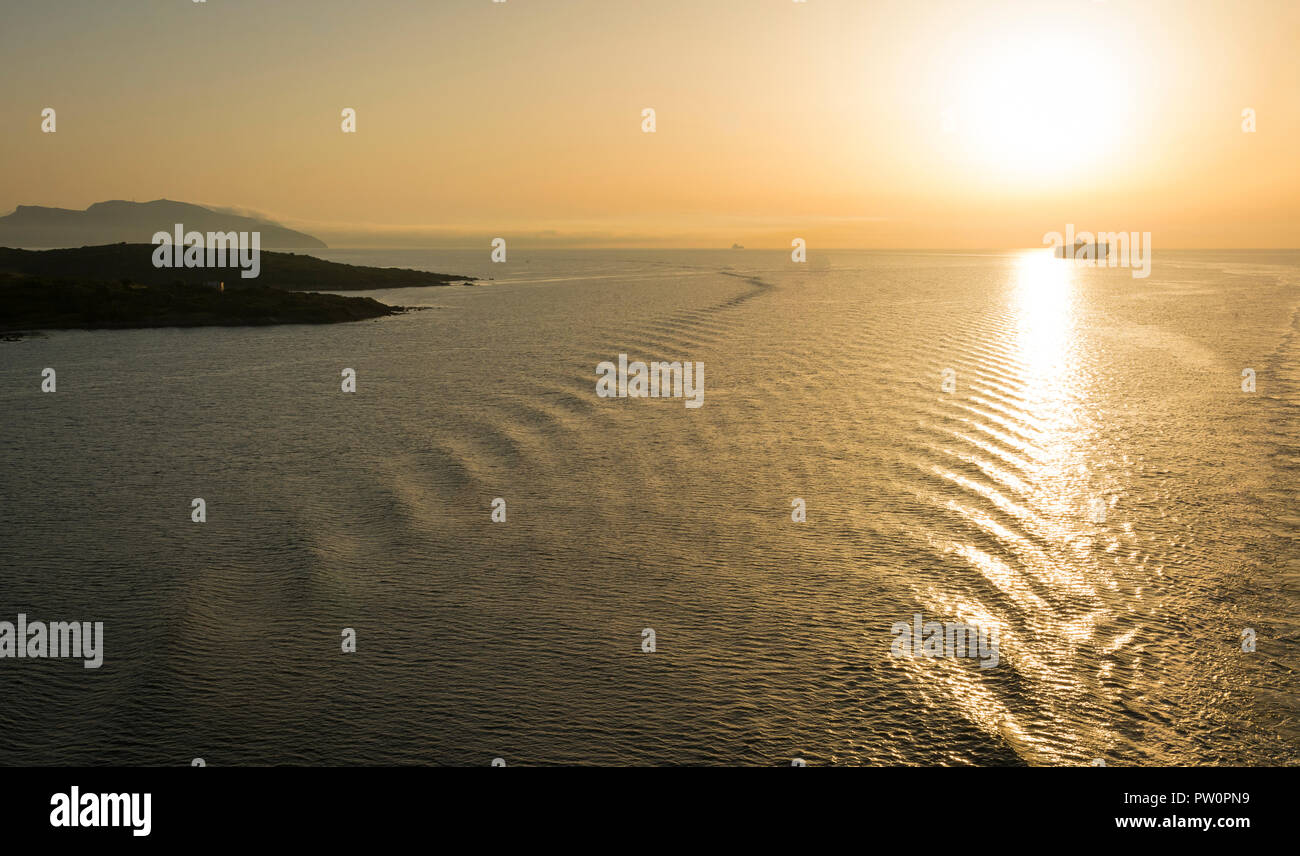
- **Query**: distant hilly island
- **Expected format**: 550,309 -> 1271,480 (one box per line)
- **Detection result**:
0,199 -> 326,249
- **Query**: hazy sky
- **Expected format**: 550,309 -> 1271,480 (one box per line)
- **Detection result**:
2,0 -> 1297,247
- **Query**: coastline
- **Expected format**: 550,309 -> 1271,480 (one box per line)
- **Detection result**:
0,274 -> 409,337
0,243 -> 472,336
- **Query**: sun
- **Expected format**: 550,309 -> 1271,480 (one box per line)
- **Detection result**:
945,27 -> 1136,178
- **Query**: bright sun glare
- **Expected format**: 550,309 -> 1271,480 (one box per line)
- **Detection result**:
949,30 -> 1135,177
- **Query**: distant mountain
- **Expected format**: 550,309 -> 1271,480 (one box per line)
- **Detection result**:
0,200 -> 327,249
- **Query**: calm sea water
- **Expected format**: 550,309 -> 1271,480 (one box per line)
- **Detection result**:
1,249 -> 1297,766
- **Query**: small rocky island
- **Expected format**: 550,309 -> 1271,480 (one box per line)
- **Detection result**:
0,243 -> 475,334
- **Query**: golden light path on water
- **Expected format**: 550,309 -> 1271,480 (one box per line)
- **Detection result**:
903,251 -> 1131,764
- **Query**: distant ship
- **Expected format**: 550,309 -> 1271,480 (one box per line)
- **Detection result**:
731,243 -> 744,249
1055,240 -> 1109,259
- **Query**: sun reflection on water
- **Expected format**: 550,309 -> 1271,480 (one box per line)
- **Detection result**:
913,250 -> 1123,764
1013,250 -> 1075,391
1011,250 -> 1088,533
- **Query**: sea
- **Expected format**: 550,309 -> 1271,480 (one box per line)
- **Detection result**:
1,248 -> 1297,765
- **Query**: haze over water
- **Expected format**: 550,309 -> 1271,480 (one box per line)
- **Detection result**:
1,249 -> 1297,765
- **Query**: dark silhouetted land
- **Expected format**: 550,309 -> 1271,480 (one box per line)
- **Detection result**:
0,272 -> 404,332
0,243 -> 474,291
0,243 -> 479,332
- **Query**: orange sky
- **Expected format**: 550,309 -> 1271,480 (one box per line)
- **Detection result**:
2,0 -> 1297,247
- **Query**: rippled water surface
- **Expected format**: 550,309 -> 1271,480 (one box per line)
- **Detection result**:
2,249 -> 1297,765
